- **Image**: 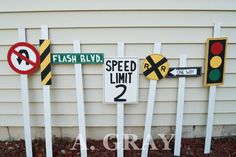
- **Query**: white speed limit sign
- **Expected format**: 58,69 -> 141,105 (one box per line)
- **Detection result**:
104,58 -> 139,103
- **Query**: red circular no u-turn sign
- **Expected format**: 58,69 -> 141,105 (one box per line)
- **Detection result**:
7,42 -> 40,75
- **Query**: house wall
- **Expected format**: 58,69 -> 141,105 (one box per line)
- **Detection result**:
0,0 -> 235,140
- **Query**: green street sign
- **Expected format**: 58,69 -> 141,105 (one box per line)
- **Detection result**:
51,53 -> 104,64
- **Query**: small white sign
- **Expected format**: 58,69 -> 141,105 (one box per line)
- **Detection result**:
104,58 -> 139,103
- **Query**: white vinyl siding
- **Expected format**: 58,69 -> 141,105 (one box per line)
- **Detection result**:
0,0 -> 235,139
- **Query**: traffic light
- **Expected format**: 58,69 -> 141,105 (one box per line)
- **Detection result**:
204,37 -> 227,86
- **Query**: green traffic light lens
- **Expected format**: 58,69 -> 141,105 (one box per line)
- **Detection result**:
209,69 -> 221,81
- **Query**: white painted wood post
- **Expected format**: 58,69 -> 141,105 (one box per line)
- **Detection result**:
174,55 -> 187,156
204,23 -> 221,154
18,28 -> 33,157
117,42 -> 125,157
141,42 -> 161,157
41,25 -> 53,157
73,40 -> 88,157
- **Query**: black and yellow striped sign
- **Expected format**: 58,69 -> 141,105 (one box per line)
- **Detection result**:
142,54 -> 169,80
39,39 -> 52,85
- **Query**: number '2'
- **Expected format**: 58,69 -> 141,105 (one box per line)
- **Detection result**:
114,84 -> 127,102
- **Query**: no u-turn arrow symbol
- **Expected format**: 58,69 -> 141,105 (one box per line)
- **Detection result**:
166,67 -> 202,78
7,42 -> 40,75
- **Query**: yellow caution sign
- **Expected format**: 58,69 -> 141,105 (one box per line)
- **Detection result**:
40,39 -> 52,85
142,54 -> 169,80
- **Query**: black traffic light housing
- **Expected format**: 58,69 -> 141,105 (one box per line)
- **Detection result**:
204,37 -> 227,86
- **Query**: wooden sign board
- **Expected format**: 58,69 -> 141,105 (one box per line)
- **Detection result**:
7,42 -> 40,75
167,67 -> 202,78
142,54 -> 169,80
51,53 -> 104,64
104,58 -> 139,103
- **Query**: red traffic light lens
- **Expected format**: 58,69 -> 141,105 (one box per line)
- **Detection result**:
211,42 -> 223,55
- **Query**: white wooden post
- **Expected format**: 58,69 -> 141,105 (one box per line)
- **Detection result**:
19,28 -> 33,157
141,42 -> 161,157
117,42 -> 125,157
174,55 -> 187,156
73,40 -> 87,157
204,23 -> 221,154
41,25 -> 53,157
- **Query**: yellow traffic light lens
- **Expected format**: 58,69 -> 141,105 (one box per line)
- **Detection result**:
210,56 -> 222,68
